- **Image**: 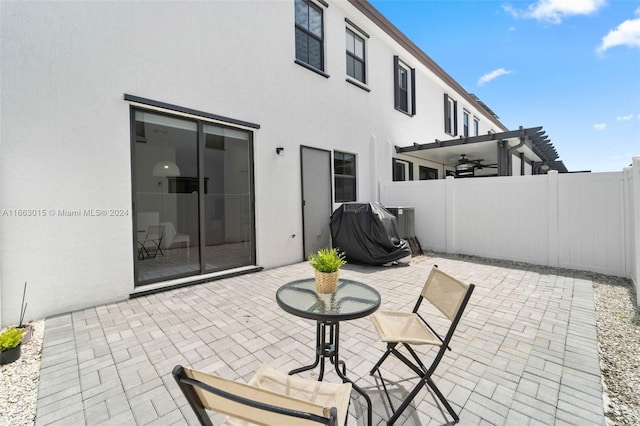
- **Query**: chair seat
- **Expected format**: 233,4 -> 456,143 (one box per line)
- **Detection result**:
370,310 -> 441,345
173,233 -> 190,246
369,267 -> 475,424
222,364 -> 352,426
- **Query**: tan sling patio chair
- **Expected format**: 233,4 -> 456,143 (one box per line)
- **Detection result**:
369,266 -> 475,425
173,363 -> 352,426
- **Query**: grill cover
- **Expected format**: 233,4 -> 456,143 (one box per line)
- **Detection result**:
330,202 -> 411,266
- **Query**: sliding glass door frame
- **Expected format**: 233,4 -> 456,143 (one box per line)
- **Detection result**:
129,102 -> 257,287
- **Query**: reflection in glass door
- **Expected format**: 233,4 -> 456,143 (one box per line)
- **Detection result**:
202,124 -> 254,272
132,108 -> 255,285
134,111 -> 200,283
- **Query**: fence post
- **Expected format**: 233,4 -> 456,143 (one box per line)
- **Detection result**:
445,175 -> 455,254
630,157 -> 640,308
547,170 -> 559,268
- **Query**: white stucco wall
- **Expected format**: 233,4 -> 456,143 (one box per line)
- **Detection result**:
0,0 -> 505,323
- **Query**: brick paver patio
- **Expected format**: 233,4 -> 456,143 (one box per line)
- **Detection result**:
35,255 -> 605,425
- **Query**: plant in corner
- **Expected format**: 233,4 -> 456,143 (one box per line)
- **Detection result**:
17,281 -> 34,344
0,327 -> 25,365
308,247 -> 346,294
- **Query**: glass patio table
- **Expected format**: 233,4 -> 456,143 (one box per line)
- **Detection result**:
276,278 -> 381,426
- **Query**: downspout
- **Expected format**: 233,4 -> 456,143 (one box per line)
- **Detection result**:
506,126 -> 526,176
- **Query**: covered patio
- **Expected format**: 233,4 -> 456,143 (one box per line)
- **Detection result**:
34,255 -> 605,425
397,126 -> 569,177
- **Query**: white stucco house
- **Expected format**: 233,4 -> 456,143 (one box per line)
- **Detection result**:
0,0 -> 567,325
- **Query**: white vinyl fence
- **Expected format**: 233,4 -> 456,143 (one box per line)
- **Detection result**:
380,157 -> 640,307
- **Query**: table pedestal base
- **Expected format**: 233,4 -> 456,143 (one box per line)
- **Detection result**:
289,321 -> 373,426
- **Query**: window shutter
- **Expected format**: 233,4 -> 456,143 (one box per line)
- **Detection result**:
443,94 -> 450,133
410,68 -> 416,115
393,56 -> 399,109
453,100 -> 458,136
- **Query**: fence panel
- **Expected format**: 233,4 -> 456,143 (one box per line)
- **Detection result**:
451,176 -> 550,265
557,172 -> 626,276
381,170 -> 630,279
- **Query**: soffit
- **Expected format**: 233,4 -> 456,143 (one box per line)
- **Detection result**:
396,127 -> 559,168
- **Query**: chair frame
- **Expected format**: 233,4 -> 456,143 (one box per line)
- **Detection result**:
137,225 -> 165,260
370,266 -> 475,425
172,365 -> 341,426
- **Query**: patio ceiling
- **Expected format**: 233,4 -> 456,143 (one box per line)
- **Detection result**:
396,126 -> 560,169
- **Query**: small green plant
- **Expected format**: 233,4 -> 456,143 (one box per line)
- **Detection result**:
308,247 -> 346,273
0,327 -> 25,352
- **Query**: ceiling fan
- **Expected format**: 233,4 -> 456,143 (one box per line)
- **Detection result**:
450,154 -> 497,170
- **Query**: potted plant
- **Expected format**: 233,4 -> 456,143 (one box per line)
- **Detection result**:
0,327 -> 25,365
308,247 -> 346,294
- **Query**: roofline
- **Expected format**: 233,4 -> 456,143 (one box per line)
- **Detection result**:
347,0 -> 508,132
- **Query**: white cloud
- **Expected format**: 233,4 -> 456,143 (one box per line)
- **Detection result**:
593,123 -> 607,130
477,68 -> 513,86
597,8 -> 640,53
505,0 -> 606,24
617,114 -> 634,121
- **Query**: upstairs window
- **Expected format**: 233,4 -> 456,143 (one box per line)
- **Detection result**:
444,94 -> 458,135
394,56 -> 415,115
334,151 -> 356,202
295,0 -> 324,71
473,116 -> 479,136
346,28 -> 366,83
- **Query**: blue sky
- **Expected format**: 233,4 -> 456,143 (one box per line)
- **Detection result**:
369,0 -> 640,172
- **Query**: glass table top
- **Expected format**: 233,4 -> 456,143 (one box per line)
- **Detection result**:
276,278 -> 381,322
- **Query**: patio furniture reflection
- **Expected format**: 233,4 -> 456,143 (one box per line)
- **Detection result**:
137,224 -> 165,260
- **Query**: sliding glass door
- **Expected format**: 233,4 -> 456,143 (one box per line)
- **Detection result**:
132,109 -> 254,285
202,124 -> 254,272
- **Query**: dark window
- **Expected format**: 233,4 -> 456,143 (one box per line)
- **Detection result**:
394,56 -> 415,115
463,110 -> 469,137
419,166 -> 438,180
398,66 -> 408,111
346,28 -> 366,83
334,151 -> 356,202
392,158 -> 413,181
295,0 -> 324,71
473,116 -> 479,136
444,94 -> 458,135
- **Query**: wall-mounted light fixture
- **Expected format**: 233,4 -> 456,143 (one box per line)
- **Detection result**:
276,147 -> 284,156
